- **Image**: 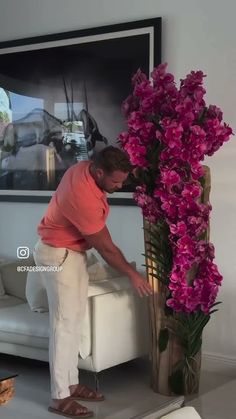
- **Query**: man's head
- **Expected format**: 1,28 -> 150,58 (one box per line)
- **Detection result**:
90,146 -> 132,193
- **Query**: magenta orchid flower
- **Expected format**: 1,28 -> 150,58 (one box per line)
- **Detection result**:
120,63 -> 233,314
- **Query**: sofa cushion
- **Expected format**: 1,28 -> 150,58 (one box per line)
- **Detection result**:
0,272 -> 5,297
0,303 -> 49,349
0,258 -> 8,297
0,294 -> 24,309
26,271 -> 49,313
0,256 -> 35,301
0,300 -> 92,358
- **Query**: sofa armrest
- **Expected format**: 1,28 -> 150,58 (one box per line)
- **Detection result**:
88,269 -> 147,298
90,287 -> 149,371
88,275 -> 133,298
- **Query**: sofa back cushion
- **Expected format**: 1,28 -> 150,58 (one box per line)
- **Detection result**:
0,256 -> 35,301
0,272 -> 5,297
0,258 -> 7,297
26,270 -> 49,312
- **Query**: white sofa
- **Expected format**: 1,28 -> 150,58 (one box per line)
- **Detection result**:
0,256 -> 149,372
160,407 -> 201,419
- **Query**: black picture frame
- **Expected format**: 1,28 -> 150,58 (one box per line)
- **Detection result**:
0,17 -> 161,205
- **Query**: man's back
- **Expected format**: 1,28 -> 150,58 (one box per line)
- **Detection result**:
37,161 -> 109,251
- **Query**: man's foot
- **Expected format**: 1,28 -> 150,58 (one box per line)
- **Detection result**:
49,397 -> 93,418
69,384 -> 105,402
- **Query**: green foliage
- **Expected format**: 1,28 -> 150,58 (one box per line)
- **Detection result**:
143,221 -> 172,288
0,111 -> 10,123
197,106 -> 208,125
158,328 -> 169,353
169,369 -> 184,395
167,302 -> 221,394
2,143 -> 13,152
144,219 -> 221,394
139,142 -> 164,195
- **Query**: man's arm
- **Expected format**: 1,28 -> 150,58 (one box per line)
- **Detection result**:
83,226 -> 153,297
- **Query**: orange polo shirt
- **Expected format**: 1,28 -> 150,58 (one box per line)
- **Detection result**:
37,161 -> 109,251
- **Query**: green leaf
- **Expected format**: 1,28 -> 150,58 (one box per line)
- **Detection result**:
142,249 -> 167,266
197,230 -> 208,241
209,309 -> 219,316
143,254 -> 169,270
190,337 -> 202,357
166,328 -> 189,354
158,328 -> 169,352
141,268 -> 169,286
143,263 -> 166,274
144,240 -> 163,251
198,106 -> 208,125
164,305 -> 173,317
210,301 -> 222,308
172,359 -> 185,372
189,315 -> 210,340
169,369 -> 184,395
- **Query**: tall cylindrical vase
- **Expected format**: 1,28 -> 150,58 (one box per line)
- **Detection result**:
144,166 -> 211,396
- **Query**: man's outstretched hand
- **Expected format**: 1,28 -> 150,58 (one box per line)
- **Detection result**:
129,271 -> 153,297
83,226 -> 154,297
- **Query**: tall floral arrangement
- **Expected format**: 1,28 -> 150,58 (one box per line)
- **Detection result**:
120,64 -> 233,394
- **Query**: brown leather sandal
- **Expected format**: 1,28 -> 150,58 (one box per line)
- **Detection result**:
48,398 -> 93,418
70,385 -> 105,402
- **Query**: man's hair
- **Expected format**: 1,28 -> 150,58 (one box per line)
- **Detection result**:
92,146 -> 132,174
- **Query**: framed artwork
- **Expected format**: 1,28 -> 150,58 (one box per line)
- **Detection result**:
0,17 -> 161,205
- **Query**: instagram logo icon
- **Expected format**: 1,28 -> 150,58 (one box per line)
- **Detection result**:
17,246 -> 30,259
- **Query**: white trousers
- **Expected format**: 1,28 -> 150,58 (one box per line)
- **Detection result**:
33,239 -> 89,399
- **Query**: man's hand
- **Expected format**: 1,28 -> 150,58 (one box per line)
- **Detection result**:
128,271 -> 153,297
83,226 -> 153,297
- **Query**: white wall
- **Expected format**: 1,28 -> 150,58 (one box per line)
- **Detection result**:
0,0 -> 236,361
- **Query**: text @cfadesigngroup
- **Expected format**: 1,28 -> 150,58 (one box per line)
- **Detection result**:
16,266 -> 63,272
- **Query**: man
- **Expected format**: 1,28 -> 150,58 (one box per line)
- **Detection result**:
34,146 -> 152,418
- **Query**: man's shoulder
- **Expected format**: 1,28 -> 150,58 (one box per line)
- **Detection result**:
61,160 -> 90,181
62,160 -> 94,195
67,160 -> 90,173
